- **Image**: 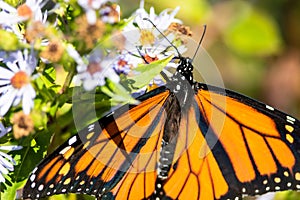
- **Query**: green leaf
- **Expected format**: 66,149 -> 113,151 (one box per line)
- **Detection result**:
12,130 -> 52,183
0,179 -> 26,200
126,56 -> 173,89
102,79 -> 139,105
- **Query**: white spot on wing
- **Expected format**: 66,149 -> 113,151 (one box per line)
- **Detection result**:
88,124 -> 95,131
32,167 -> 38,174
68,136 -> 77,146
38,184 -> 44,191
30,174 -> 36,182
59,146 -> 71,154
266,105 -> 274,111
287,116 -> 296,122
31,182 -> 36,188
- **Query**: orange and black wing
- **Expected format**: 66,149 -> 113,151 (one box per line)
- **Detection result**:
159,83 -> 300,200
23,82 -> 300,200
22,87 -> 171,199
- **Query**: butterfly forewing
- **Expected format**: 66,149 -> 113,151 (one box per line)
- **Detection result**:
23,88 -> 172,199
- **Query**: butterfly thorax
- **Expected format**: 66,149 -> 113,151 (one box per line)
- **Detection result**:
176,57 -> 194,85
166,57 -> 195,109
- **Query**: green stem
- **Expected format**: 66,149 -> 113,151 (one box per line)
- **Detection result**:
60,67 -> 76,94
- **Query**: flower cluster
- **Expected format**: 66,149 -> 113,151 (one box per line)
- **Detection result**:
0,0 -> 192,195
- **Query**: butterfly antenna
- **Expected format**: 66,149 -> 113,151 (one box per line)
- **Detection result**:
143,18 -> 181,58
191,24 -> 207,62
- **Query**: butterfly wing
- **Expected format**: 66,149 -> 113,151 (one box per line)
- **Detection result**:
160,83 -> 300,199
23,82 -> 300,200
23,87 -> 171,199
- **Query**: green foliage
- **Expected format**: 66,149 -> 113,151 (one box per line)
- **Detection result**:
123,56 -> 173,90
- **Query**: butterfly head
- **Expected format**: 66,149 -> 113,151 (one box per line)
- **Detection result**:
176,57 -> 194,85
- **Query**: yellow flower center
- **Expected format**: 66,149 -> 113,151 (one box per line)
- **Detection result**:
17,4 -> 33,18
140,30 -> 155,46
10,71 -> 30,89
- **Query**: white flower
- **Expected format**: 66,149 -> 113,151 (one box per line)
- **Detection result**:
0,122 -> 22,183
100,4 -> 120,24
0,50 -> 37,116
119,1 -> 189,88
112,53 -> 141,75
77,0 -> 109,24
121,0 -> 184,58
0,0 -> 48,42
0,0 -> 47,25
124,0 -> 180,38
67,45 -> 120,91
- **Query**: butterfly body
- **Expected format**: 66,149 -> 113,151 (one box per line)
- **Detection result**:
23,56 -> 300,200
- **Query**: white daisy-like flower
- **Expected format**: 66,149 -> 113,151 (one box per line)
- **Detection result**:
0,122 -> 22,183
0,0 -> 48,43
67,45 -> 120,91
121,0 -> 184,59
77,0 -> 109,24
120,1 -> 190,89
0,145 -> 22,183
100,3 -> 120,24
0,50 -> 37,116
123,0 -> 180,43
112,53 -> 141,75
0,0 -> 47,25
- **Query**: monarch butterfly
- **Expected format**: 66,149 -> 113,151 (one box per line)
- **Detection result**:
23,23 -> 300,200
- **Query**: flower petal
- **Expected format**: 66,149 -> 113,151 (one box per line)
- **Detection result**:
86,9 -> 97,25
6,62 -> 20,74
0,145 -> 22,151
0,153 -> 14,171
0,89 -> 17,116
22,96 -> 33,115
0,67 -> 14,79
0,79 -> 10,86
0,1 -> 16,13
0,85 -> 11,95
0,173 -> 5,183
0,162 -> 9,175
